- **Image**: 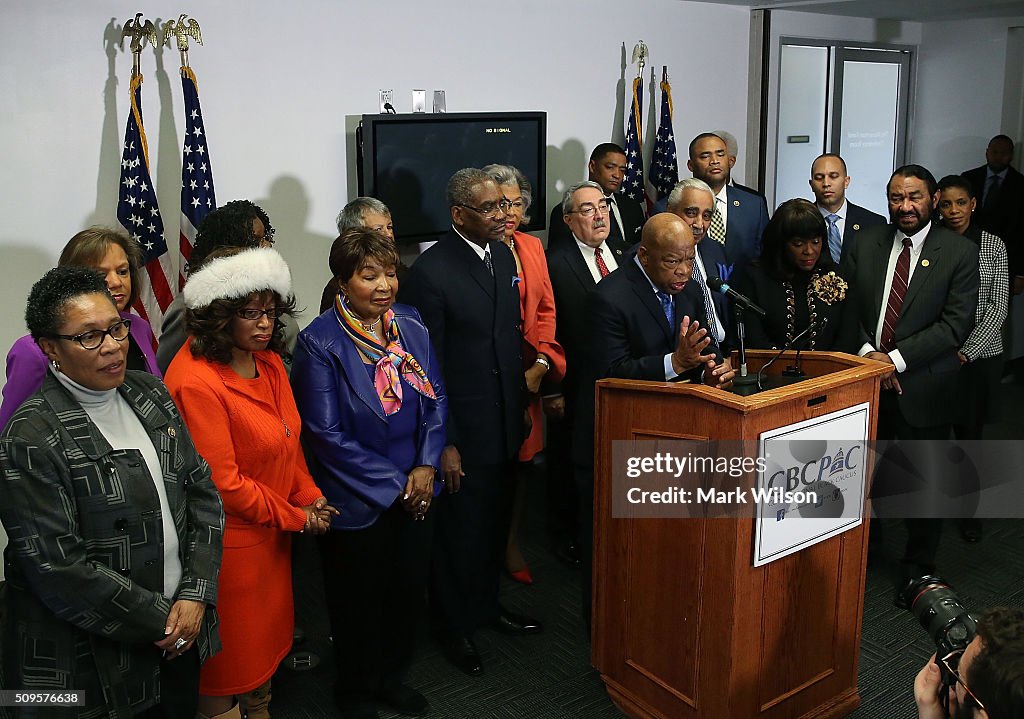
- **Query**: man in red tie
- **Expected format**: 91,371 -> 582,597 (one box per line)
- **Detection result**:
845,165 -> 978,586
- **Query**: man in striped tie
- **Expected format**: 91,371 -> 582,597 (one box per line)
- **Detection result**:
845,165 -> 978,587
808,153 -> 886,265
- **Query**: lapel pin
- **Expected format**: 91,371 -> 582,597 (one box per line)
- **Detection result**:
852,223 -> 860,230
733,200 -> 740,207
167,426 -> 176,438
615,248 -> 622,255
921,259 -> 930,267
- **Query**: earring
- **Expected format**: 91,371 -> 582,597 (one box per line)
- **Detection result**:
51,358 -> 61,372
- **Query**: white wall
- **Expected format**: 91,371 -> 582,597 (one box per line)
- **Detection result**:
0,0 -> 753,385
0,0 -> 754,563
912,15 -> 1024,179
763,10 -> 922,210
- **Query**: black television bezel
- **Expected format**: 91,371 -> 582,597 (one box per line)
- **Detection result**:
357,111 -> 547,243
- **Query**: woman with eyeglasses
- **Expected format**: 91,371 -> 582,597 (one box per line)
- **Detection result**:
1,226 -> 161,429
157,199 -> 299,374
165,247 -> 337,719
0,265 -> 224,718
483,164 -> 566,585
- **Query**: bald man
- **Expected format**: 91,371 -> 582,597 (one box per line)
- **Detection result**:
569,213 -> 734,628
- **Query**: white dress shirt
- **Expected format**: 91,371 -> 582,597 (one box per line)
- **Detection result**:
574,236 -> 619,283
858,222 -> 932,373
714,185 -> 730,231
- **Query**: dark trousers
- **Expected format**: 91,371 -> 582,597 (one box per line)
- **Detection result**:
574,463 -> 595,634
430,460 -> 515,636
545,410 -> 578,546
317,500 -> 435,705
877,393 -> 951,577
137,651 -> 200,719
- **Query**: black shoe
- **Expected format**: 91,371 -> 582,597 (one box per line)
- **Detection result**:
338,702 -> 379,719
958,518 -> 983,543
555,541 -> 582,569
376,684 -> 429,716
493,610 -> 543,635
443,636 -> 482,676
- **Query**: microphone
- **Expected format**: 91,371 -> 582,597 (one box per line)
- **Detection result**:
756,316 -> 828,391
708,276 -> 767,317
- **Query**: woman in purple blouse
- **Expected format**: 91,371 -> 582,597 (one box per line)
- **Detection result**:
1,227 -> 161,429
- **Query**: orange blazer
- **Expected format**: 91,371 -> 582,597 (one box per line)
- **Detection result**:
515,231 -> 566,381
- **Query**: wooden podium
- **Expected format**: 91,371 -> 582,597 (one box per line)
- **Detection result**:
591,351 -> 891,719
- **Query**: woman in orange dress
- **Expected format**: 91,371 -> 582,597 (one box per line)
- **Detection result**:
484,164 -> 566,583
165,247 -> 337,719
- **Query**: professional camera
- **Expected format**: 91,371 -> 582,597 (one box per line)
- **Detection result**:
899,575 -> 978,717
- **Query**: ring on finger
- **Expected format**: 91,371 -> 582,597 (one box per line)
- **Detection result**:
174,637 -> 187,650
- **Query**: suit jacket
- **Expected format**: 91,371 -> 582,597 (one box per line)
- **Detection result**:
723,185 -> 771,272
0,371 -> 223,718
839,202 -> 888,264
846,223 -> 979,427
544,241 -> 599,406
547,194 -> 644,255
398,230 -> 525,466
733,263 -> 860,353
573,259 -> 723,465
962,163 -> 1024,278
1,310 -> 161,430
291,303 -> 448,530
694,237 -> 733,348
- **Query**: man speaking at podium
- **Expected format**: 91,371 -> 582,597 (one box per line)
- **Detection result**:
572,213 -> 735,627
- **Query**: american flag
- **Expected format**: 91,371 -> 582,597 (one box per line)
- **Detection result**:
178,66 -> 216,288
622,76 -> 649,209
117,73 -> 173,335
651,76 -> 679,201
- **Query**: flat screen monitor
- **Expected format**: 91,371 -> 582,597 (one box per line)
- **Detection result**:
358,112 -> 547,244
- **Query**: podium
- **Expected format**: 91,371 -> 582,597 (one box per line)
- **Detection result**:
591,351 -> 891,719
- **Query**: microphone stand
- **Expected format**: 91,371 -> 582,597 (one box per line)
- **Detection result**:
731,303 -> 760,395
756,320 -> 821,392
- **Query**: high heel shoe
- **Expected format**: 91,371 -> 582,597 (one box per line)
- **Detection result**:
508,566 -> 534,585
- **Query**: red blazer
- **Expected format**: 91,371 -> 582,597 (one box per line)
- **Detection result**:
515,231 -> 566,381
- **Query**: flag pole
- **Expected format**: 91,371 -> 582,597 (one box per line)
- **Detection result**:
121,13 -> 157,81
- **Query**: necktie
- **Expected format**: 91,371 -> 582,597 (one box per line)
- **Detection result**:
691,252 -> 721,342
708,199 -> 726,245
656,290 -> 674,329
605,195 -> 625,245
594,246 -> 610,279
880,238 -> 913,352
984,174 -> 1001,208
826,213 -> 843,264
483,248 -> 493,276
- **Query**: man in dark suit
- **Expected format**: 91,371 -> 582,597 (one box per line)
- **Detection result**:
809,153 -> 887,265
572,213 -> 735,628
962,134 -> 1024,293
846,165 -> 978,583
549,143 -> 645,254
667,177 -> 731,350
398,168 -> 539,676
543,181 -> 619,562
687,132 -> 770,275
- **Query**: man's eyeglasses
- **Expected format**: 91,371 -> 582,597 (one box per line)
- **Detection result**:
52,319 -> 132,350
939,652 -> 986,714
567,200 -> 611,218
457,203 -> 506,219
236,307 -> 285,321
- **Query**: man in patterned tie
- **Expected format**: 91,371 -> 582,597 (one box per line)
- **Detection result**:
845,165 -> 978,586
686,132 -> 769,274
667,177 -> 731,350
808,153 -> 886,265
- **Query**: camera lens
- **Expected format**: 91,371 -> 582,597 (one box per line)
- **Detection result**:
899,575 -> 977,657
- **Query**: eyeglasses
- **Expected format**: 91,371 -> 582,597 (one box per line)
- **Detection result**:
939,652 -> 986,714
457,203 -> 506,218
499,199 -> 525,212
567,200 -> 611,217
52,319 -> 132,350
236,307 -> 285,321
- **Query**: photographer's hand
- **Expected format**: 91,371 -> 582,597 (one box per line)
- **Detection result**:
914,654 -> 956,719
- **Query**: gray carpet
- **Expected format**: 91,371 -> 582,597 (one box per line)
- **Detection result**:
271,381 -> 1024,719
